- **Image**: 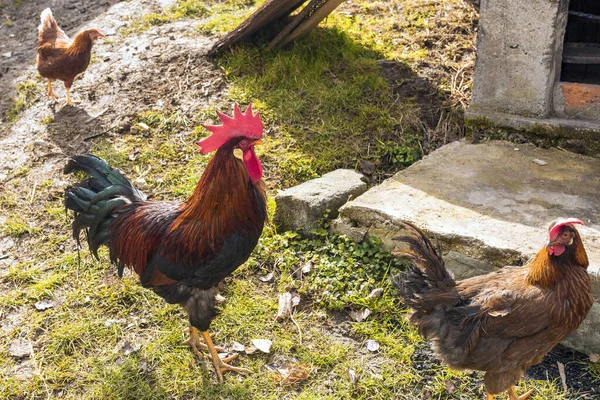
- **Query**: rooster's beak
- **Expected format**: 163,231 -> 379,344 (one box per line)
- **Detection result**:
253,139 -> 263,146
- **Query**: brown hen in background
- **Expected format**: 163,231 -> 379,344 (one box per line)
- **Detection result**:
36,8 -> 103,106
393,219 -> 593,400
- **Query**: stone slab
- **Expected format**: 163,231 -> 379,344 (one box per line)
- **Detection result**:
274,169 -> 367,234
333,141 -> 600,354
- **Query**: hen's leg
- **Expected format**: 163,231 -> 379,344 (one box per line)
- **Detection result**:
47,79 -> 57,101
64,86 -> 73,106
201,330 -> 250,383
507,387 -> 533,400
182,326 -> 224,357
64,80 -> 74,106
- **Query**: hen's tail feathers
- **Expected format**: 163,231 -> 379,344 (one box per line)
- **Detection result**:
391,221 -> 457,312
64,155 -> 146,258
38,8 -> 55,33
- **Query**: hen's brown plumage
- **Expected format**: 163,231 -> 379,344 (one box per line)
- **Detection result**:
36,8 -> 103,105
393,220 -> 592,399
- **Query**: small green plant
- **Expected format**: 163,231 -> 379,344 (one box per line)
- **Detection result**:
384,143 -> 420,168
252,226 -> 406,310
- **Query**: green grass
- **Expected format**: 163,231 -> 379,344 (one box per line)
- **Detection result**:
5,81 -> 39,123
0,0 -> 590,399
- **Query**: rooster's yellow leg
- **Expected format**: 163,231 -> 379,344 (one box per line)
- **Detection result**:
201,330 -> 250,383
507,387 -> 533,400
47,79 -> 57,101
182,326 -> 224,358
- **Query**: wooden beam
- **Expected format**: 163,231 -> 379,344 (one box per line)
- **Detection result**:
268,0 -> 324,50
209,0 -> 305,55
563,43 -> 600,64
278,0 -> 345,48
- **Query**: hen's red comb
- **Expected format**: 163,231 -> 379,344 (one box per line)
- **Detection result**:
197,103 -> 263,154
548,218 -> 584,241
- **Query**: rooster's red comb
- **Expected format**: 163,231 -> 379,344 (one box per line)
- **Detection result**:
548,218 -> 584,241
197,103 -> 263,154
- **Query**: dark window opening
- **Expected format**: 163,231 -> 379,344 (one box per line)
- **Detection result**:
561,0 -> 600,84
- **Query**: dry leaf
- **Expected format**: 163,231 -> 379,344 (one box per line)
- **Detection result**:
275,363 -> 312,385
301,261 -> 313,274
367,288 -> 384,299
590,353 -> 599,363
8,339 -> 31,358
121,341 -> 141,356
215,293 -> 226,303
444,379 -> 456,394
291,295 -> 300,307
252,339 -> 272,353
245,345 -> 258,355
366,339 -> 380,352
276,292 -> 300,321
259,272 -> 274,282
557,361 -> 568,392
349,308 -> 371,322
104,318 -> 126,327
231,341 -> 245,352
348,368 -> 359,384
34,299 -> 54,311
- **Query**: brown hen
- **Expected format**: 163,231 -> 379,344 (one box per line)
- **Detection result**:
36,8 -> 103,106
393,219 -> 593,400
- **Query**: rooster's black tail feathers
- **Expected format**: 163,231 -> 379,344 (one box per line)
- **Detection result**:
64,154 -> 146,258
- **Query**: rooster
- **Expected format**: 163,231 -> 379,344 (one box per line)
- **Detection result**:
392,219 -> 592,400
64,104 -> 267,382
37,8 -> 104,106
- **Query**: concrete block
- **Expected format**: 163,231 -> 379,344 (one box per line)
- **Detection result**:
470,0 -> 569,118
274,169 -> 367,234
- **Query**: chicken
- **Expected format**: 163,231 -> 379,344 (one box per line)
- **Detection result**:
392,219 -> 593,400
37,8 -> 104,106
63,104 -> 267,382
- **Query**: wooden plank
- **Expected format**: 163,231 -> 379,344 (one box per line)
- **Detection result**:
279,0 -> 345,47
268,0 -> 324,49
209,0 -> 305,55
568,11 -> 600,23
563,43 -> 600,64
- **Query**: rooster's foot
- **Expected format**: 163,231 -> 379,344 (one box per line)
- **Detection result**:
201,330 -> 250,383
507,387 -> 533,400
182,326 -> 224,358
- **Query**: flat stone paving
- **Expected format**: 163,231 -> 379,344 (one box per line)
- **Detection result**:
334,140 -> 600,353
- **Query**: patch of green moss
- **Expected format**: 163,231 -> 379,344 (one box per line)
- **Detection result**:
6,81 -> 39,123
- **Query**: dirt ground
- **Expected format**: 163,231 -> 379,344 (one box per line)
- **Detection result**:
0,0 -> 598,398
